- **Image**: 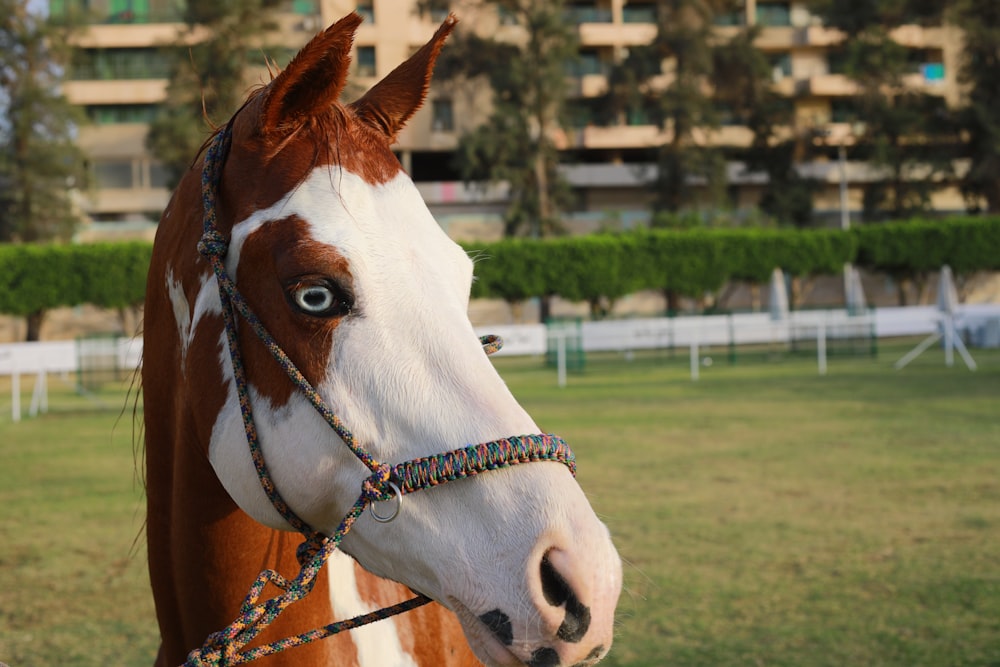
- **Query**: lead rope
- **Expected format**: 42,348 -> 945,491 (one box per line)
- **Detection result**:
184,125 -> 575,666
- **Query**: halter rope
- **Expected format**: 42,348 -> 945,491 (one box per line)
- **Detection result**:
184,124 -> 575,666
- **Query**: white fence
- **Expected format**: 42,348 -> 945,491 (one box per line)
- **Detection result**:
476,305 -> 1000,356
0,337 -> 142,422
2,305 -> 999,419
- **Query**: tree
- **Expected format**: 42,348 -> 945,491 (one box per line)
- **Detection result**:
426,0 -> 578,238
147,0 -> 285,187
809,0 -> 957,221
713,29 -> 817,226
952,0 -> 1000,213
0,0 -> 89,243
605,0 -> 733,214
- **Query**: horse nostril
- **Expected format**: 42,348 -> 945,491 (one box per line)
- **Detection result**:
479,608 -> 513,646
528,646 -> 561,667
540,551 -> 592,643
540,553 -> 571,606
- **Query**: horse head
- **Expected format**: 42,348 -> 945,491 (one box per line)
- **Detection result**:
149,13 -> 621,667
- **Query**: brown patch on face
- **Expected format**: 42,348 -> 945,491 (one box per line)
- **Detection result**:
232,214 -> 351,409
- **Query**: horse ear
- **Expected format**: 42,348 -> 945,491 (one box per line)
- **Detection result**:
260,12 -> 364,132
349,15 -> 457,141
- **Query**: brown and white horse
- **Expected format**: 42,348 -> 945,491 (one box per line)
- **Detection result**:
142,13 -> 621,667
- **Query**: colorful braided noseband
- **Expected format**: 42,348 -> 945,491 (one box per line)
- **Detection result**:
184,124 -> 575,666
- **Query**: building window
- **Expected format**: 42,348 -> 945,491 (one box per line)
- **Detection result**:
714,4 -> 746,26
623,2 -> 656,24
920,62 -> 945,83
566,99 -> 610,128
245,46 -> 298,68
768,52 -> 792,79
73,48 -> 170,80
52,0 -> 183,24
94,160 -> 135,189
356,46 -> 376,77
713,103 -> 747,126
626,103 -> 654,126
431,99 -> 454,132
149,162 -> 170,188
756,2 -> 791,27
564,3 -> 612,24
291,0 -> 318,14
830,98 -> 861,123
826,48 -> 851,76
567,49 -> 606,77
108,0 -> 151,24
498,6 -> 518,25
356,0 -> 374,22
85,104 -> 159,124
906,48 -> 945,77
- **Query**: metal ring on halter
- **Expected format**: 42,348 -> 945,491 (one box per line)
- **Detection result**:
369,481 -> 403,523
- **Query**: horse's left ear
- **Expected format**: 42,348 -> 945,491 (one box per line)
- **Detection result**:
350,15 -> 457,141
260,12 -> 363,133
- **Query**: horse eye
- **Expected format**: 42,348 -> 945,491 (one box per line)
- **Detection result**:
290,282 -> 352,318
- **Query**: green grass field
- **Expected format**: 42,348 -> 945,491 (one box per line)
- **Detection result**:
1,342 -> 998,666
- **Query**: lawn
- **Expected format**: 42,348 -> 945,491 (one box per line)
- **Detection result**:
1,342 -> 998,666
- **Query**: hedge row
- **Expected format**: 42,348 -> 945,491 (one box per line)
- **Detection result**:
0,242 -> 152,316
1,217 -> 998,317
852,217 -> 1000,277
469,216 -> 1000,304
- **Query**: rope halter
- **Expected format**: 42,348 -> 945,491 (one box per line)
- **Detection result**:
183,124 -> 576,666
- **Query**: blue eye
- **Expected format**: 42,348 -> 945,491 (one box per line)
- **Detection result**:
289,282 -> 353,317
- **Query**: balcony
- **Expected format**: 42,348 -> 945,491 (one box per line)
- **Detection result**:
85,186 -> 171,215
70,22 -> 195,48
754,26 -> 796,50
577,21 -> 655,46
579,124 -> 666,150
569,73 -> 609,98
804,74 -> 859,97
574,122 -> 773,151
693,125 -> 755,148
63,79 -> 168,106
770,76 -> 797,97
796,25 -> 845,47
890,24 -> 948,48
901,72 -> 947,95
78,124 -> 149,158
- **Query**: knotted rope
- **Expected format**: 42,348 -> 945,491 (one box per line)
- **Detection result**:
183,124 -> 575,665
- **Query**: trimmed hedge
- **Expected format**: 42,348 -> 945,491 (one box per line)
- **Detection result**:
853,217 -> 1000,277
0,242 -> 152,316
468,225 -> 863,305
0,217 -> 998,323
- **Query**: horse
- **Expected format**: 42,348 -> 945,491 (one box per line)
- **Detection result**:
141,13 -> 621,667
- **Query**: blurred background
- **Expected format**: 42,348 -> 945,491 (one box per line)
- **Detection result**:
1,4 -> 998,666
3,0 -> 1000,341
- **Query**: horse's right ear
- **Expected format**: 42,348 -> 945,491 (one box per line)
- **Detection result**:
260,12 -> 363,133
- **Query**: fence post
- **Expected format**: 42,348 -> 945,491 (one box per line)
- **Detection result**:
728,314 -> 736,365
11,362 -> 20,423
690,340 -> 699,381
29,370 -> 48,417
556,332 -> 567,389
817,320 -> 827,376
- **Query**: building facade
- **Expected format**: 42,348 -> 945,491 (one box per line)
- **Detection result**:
56,0 -> 967,241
